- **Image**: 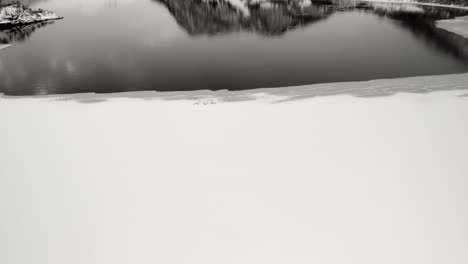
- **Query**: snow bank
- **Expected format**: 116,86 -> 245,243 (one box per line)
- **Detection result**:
436,15 -> 468,38
0,43 -> 10,50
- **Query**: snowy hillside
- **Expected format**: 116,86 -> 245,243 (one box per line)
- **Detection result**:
0,3 -> 61,28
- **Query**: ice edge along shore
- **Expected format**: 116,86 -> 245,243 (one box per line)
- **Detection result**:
1,1 -> 468,100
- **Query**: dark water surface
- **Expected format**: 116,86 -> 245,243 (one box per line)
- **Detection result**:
1,0 -> 468,95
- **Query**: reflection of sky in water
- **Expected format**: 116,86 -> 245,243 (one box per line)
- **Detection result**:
1,0 -> 468,95
0,0 -> 187,94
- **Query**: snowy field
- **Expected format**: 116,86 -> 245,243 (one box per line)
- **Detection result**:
1,8 -> 468,264
1,90 -> 468,264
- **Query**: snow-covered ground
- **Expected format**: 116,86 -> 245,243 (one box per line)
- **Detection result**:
1,90 -> 468,264
1,5 -> 468,264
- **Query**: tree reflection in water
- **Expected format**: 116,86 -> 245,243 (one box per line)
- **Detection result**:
0,21 -> 56,44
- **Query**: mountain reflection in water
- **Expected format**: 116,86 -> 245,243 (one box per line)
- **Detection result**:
156,0 -> 335,36
156,0 -> 468,36
156,0 -> 468,59
2,0 -> 467,44
1,0 -> 468,96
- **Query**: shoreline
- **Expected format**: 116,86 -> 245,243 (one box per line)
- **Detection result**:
436,14 -> 468,38
359,0 -> 468,10
0,16 -> 63,30
2,72 -> 468,102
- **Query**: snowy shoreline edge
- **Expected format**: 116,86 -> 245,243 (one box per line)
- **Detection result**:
359,0 -> 468,10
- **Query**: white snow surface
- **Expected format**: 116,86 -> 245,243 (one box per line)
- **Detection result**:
1,90 -> 468,264
437,15 -> 468,38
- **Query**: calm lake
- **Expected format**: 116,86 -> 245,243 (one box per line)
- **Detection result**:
1,0 -> 468,95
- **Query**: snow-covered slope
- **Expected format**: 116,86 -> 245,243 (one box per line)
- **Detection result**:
437,15 -> 468,38
0,3 -> 62,28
